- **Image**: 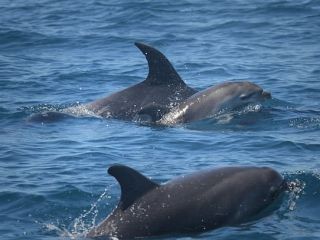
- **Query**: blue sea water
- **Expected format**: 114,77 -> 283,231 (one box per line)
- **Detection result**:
1,0 -> 320,239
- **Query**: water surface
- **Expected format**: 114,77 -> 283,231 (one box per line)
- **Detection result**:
1,0 -> 320,239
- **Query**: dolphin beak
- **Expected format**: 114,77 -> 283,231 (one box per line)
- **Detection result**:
262,91 -> 271,99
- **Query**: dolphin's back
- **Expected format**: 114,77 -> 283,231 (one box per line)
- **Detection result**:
86,43 -> 196,121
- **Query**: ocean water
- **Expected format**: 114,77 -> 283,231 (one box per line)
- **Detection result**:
1,0 -> 320,239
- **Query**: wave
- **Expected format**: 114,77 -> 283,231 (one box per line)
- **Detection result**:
0,27 -> 68,49
252,1 -> 318,15
0,191 -> 45,216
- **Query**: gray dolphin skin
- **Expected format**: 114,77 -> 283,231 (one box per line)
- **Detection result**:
87,164 -> 285,239
157,81 -> 271,125
84,42 -> 196,120
28,42 -> 196,122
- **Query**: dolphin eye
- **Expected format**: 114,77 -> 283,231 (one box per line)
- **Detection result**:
240,92 -> 255,100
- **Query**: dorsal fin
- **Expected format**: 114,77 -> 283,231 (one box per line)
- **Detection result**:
108,164 -> 159,210
135,42 -> 186,86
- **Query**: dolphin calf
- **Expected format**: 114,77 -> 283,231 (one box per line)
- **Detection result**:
87,164 -> 285,239
153,81 -> 271,125
28,42 -> 196,122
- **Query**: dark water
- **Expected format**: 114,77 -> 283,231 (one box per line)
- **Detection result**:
1,0 -> 320,239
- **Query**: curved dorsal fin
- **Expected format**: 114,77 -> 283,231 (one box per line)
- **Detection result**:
108,164 -> 159,210
135,42 -> 186,86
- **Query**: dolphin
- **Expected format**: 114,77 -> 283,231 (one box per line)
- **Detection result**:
87,164 -> 285,239
152,81 -> 271,125
28,42 -> 196,123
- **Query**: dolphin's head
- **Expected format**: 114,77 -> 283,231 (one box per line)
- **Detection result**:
214,81 -> 271,110
235,81 -> 271,104
260,167 -> 286,201
205,81 -> 271,114
233,167 -> 285,222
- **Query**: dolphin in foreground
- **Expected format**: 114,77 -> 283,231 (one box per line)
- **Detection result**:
151,81 -> 272,125
87,164 -> 285,239
28,42 -> 196,122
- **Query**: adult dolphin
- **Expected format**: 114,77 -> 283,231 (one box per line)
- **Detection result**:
86,42 -> 196,120
87,164 -> 285,239
154,81 -> 271,125
28,42 -> 196,122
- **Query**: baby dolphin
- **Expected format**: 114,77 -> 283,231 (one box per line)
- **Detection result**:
87,164 -> 285,239
157,81 -> 271,125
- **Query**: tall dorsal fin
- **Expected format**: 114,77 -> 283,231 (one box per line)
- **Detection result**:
108,164 -> 159,210
135,42 -> 186,86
